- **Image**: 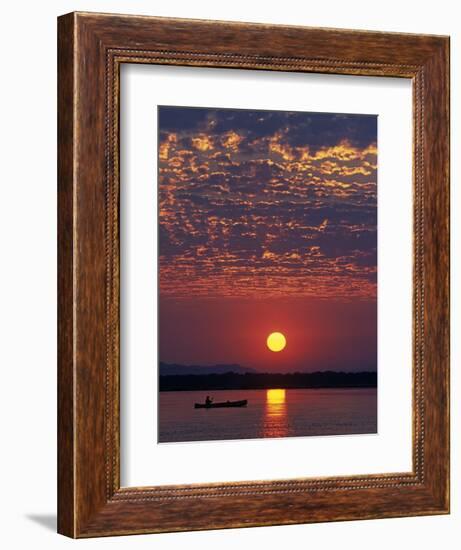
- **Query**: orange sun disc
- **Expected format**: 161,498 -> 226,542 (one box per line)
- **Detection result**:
266,332 -> 287,352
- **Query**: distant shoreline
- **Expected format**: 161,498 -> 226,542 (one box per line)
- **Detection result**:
159,371 -> 377,392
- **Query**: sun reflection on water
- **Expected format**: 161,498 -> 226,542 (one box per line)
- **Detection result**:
263,389 -> 288,438
267,389 -> 286,405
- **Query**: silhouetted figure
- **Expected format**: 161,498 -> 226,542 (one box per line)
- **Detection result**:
205,395 -> 213,406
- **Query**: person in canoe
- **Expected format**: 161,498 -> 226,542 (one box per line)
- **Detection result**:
195,398 -> 247,408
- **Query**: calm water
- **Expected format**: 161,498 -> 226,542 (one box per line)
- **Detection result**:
158,388 -> 377,443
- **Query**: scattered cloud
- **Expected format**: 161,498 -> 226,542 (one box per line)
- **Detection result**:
158,107 -> 377,300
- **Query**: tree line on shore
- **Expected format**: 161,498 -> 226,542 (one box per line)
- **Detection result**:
159,370 -> 377,392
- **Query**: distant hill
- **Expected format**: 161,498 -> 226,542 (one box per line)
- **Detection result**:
159,362 -> 258,376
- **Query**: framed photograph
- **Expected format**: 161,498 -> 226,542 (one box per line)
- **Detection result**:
58,12 -> 450,537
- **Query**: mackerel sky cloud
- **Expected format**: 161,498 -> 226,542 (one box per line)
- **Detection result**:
158,106 -> 377,301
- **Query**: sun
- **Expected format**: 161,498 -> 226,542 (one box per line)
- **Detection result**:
266,332 -> 287,352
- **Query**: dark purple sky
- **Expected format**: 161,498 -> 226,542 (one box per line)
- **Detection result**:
158,106 -> 377,372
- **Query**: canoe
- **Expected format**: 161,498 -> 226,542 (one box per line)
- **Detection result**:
194,399 -> 248,409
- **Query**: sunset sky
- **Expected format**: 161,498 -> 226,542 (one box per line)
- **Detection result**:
158,106 -> 377,373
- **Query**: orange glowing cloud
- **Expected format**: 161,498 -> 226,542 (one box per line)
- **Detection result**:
158,108 -> 377,302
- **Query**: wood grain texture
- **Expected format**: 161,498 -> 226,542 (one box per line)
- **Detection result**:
57,11 -> 450,538
57,12 -> 75,538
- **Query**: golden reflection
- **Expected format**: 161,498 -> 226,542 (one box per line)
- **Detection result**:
267,388 -> 286,404
263,389 -> 288,438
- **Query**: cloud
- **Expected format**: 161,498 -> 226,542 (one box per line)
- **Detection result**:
158,107 -> 377,300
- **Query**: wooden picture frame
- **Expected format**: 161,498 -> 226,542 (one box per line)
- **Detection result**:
57,12 -> 450,537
